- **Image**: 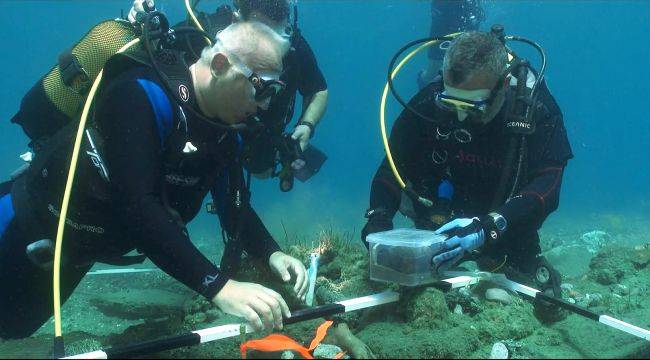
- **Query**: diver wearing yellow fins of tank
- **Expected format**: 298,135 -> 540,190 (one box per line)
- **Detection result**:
365,27 -> 574,323
0,1 -> 309,342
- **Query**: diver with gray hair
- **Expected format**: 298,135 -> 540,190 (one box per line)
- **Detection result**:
1,18 -> 308,339
137,0 -> 329,190
363,29 -> 573,322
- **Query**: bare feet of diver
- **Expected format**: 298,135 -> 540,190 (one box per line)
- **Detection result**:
328,323 -> 376,359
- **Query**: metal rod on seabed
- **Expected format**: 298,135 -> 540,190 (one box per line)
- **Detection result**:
64,272 -> 648,358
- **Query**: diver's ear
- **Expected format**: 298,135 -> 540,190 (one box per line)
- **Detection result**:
210,53 -> 230,78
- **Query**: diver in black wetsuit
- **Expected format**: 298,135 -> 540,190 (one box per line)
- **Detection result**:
162,0 -> 328,186
363,31 -> 573,320
0,21 -> 308,339
419,0 -> 485,88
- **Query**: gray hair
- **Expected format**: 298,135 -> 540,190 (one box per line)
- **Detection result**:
442,31 -> 508,86
200,21 -> 289,73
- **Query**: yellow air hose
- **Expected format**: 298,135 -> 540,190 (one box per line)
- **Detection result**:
380,38 -> 451,190
52,38 -> 140,339
186,0 -> 206,32
185,0 -> 214,47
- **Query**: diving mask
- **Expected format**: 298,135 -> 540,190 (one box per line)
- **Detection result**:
435,73 -> 510,122
435,86 -> 492,121
217,43 -> 286,102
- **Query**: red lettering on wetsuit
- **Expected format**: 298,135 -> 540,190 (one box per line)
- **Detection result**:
457,149 -> 503,169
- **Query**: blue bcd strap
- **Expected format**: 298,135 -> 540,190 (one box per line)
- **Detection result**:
137,79 -> 174,145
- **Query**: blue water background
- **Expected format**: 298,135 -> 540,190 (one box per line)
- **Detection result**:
0,0 -> 648,245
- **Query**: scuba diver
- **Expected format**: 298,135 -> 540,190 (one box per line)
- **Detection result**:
139,0 -> 329,191
232,0 -> 328,189
0,10 -> 308,339
418,0 -> 485,89
364,29 -> 573,321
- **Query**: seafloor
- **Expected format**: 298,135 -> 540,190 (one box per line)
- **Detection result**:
1,212 -> 649,359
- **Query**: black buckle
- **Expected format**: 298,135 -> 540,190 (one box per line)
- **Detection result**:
58,50 -> 90,90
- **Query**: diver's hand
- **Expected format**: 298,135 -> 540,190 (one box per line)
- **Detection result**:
212,280 -> 291,331
290,125 -> 311,170
432,218 -> 485,272
269,251 -> 309,301
128,0 -> 155,25
292,124 -> 311,151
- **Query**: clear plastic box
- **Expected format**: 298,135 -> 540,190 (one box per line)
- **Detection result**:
367,228 -> 447,286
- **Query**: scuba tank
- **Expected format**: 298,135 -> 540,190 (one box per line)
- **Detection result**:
11,19 -> 141,143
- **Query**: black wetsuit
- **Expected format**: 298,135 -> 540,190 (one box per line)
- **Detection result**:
429,0 -> 485,60
0,65 -> 280,339
243,31 -> 328,174
364,78 -> 573,276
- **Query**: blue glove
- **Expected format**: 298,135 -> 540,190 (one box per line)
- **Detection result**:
432,218 -> 485,272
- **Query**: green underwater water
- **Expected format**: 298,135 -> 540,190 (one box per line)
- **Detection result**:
1,0 -> 649,358
1,212 -> 648,359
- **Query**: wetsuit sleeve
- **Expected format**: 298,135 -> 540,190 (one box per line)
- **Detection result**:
211,169 -> 281,261
497,88 -> 574,234
293,34 -> 327,97
96,77 -> 228,301
239,206 -> 281,260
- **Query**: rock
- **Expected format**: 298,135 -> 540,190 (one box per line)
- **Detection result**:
402,287 -> 449,328
454,304 -> 464,315
459,287 -> 473,299
185,312 -> 207,327
568,298 -> 576,304
184,299 -> 201,315
66,338 -> 103,356
281,350 -> 296,359
612,284 -> 630,296
560,283 -> 574,292
313,344 -> 345,359
632,244 -> 650,269
584,293 -> 603,307
589,247 -> 631,285
485,288 -> 513,305
194,312 -> 207,323
544,245 -> 593,278
490,342 -> 509,359
594,269 -> 623,285
580,230 -> 611,254
445,288 -> 482,315
205,309 -> 221,321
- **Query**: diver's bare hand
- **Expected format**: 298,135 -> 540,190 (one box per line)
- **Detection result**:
212,280 -> 291,331
290,125 -> 311,170
269,251 -> 309,301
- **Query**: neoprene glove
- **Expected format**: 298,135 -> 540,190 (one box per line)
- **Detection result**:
432,218 -> 485,272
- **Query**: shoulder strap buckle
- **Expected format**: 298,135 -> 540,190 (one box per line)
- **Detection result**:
58,49 -> 90,93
